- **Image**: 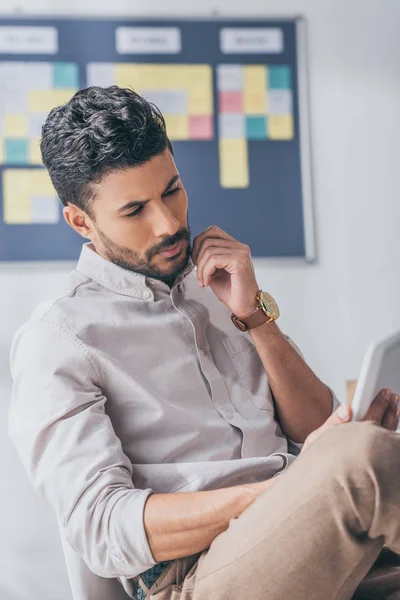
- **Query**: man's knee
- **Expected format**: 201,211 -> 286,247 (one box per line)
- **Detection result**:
318,421 -> 397,478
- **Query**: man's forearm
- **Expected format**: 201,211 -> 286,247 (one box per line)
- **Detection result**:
143,478 -> 276,562
250,322 -> 332,443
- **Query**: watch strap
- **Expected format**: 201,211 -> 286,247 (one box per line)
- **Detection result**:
231,306 -> 273,332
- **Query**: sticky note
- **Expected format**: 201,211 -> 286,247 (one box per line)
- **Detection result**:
2,91 -> 27,114
29,113 -> 47,138
246,116 -> 266,140
25,62 -> 52,90
189,115 -> 213,140
5,138 -> 28,164
141,89 -> 188,115
0,62 -> 25,92
188,88 -> 213,115
4,114 -> 28,137
268,66 -> 292,90
219,138 -> 249,188
87,62 -> 116,87
28,89 -> 77,112
243,66 -> 267,115
53,62 -> 79,89
29,138 -> 43,165
164,114 -> 189,140
217,64 -> 243,91
219,113 -> 245,139
3,169 -> 31,224
268,89 -> 293,115
3,168 -> 29,197
31,196 -> 59,223
29,169 -> 56,196
182,65 -> 211,90
268,115 -> 294,140
115,64 -> 142,89
219,91 -> 243,113
3,197 -> 32,224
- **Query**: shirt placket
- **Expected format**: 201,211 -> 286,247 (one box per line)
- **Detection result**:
171,286 -> 260,458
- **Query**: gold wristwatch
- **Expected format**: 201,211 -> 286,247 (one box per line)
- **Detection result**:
231,290 -> 280,332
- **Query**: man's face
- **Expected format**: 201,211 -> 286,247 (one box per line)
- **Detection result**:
69,149 -> 191,283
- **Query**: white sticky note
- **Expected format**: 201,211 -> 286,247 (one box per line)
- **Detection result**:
24,62 -> 53,90
31,196 -> 60,224
87,63 -> 116,87
219,113 -> 245,138
29,113 -> 47,138
116,27 -> 181,54
268,89 -> 293,115
217,64 -> 243,91
1,91 -> 27,115
0,27 -> 58,54
141,89 -> 188,115
0,62 -> 26,92
220,28 -> 284,54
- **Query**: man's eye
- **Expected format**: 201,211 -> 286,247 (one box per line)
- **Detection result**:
163,186 -> 180,197
126,205 -> 144,218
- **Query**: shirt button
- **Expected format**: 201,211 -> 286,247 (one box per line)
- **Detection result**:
224,410 -> 234,420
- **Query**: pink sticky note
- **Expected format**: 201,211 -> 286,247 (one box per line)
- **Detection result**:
219,91 -> 243,113
189,115 -> 214,140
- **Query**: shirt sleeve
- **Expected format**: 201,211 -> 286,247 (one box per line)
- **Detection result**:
9,318 -> 156,579
284,335 -> 340,455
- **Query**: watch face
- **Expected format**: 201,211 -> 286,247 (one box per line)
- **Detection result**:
259,291 -> 280,320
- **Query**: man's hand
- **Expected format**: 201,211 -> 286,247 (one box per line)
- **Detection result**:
191,225 -> 259,317
302,389 -> 400,453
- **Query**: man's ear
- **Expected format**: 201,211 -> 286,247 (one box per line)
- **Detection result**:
63,204 -> 94,239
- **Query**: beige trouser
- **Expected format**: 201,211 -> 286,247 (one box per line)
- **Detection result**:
145,422 -> 400,600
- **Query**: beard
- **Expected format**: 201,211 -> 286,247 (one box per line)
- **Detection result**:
94,224 -> 192,284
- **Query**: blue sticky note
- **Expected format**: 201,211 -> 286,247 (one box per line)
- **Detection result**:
5,139 -> 28,164
53,62 -> 79,88
269,66 -> 292,90
246,116 -> 266,140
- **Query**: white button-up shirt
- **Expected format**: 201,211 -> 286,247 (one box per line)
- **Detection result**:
9,243 -> 338,600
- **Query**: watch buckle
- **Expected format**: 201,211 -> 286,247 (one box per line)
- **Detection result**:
231,314 -> 248,332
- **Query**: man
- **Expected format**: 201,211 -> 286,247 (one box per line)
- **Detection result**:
8,86 -> 400,600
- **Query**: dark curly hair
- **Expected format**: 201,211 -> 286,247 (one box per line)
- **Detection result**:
40,86 -> 172,216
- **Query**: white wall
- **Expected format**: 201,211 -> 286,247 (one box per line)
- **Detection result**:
1,1 -> 400,598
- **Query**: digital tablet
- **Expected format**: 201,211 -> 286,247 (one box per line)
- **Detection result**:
351,330 -> 400,421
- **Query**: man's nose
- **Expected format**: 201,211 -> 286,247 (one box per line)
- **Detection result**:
152,203 -> 180,238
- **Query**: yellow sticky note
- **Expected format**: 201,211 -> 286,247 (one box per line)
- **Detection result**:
3,168 -> 56,224
29,139 -> 43,165
268,115 -> 294,140
4,114 -> 29,137
116,64 -> 141,89
28,89 -> 77,113
3,169 -> 31,224
164,114 -> 189,140
30,169 -> 55,196
186,66 -> 213,115
244,66 -> 267,115
188,88 -> 213,115
219,138 -> 249,188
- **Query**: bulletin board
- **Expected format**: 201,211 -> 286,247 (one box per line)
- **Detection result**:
0,17 -> 315,262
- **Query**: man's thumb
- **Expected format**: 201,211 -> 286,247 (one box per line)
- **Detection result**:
336,403 -> 352,422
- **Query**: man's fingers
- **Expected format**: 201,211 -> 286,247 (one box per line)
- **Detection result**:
302,404 -> 351,453
364,389 -> 391,423
320,403 -> 352,431
382,394 -> 400,431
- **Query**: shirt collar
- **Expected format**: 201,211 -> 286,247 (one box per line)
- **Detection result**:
76,243 -> 195,300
